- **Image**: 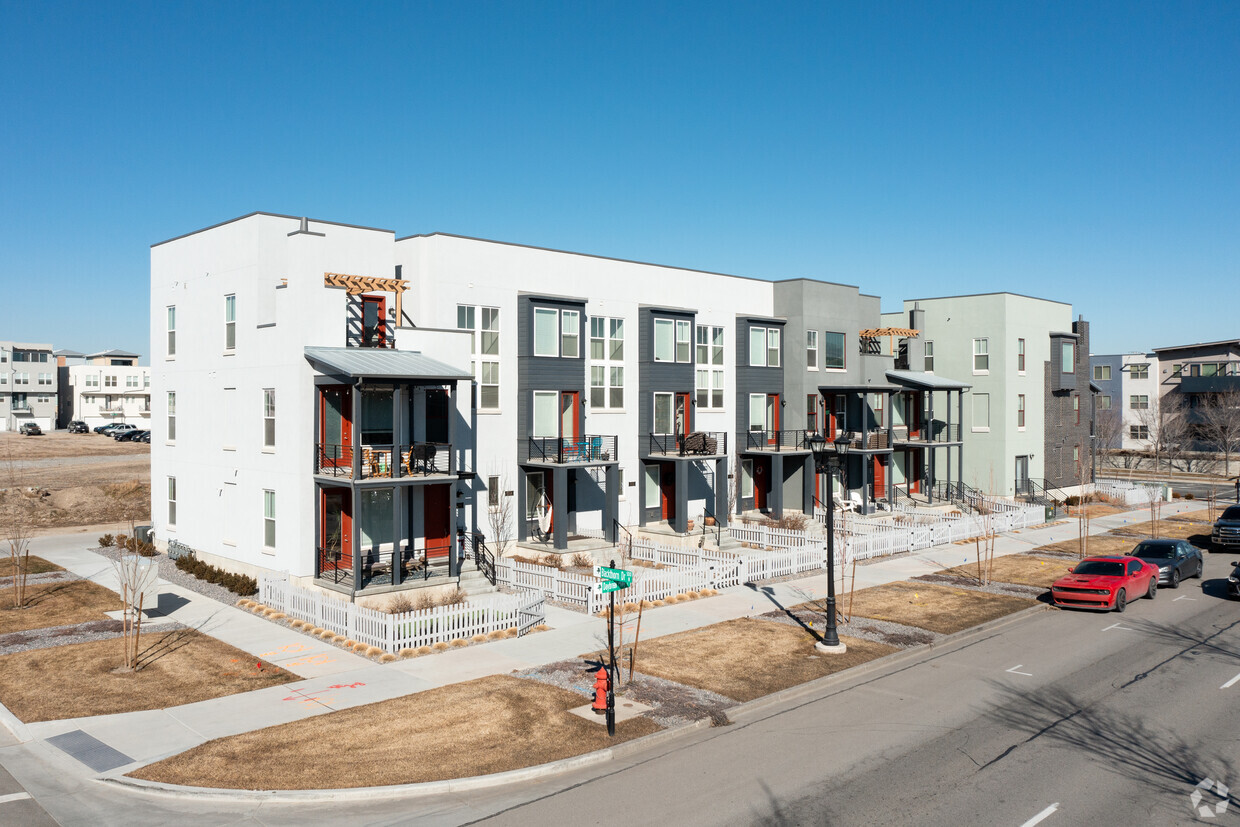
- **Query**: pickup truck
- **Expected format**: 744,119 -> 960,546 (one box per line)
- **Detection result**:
1212,504 -> 1240,552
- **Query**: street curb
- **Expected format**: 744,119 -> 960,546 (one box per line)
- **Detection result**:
96,603 -> 1052,803
97,717 -> 713,803
726,602 -> 1052,724
0,699 -> 32,744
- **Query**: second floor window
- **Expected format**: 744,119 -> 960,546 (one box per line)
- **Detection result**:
38,372 -> 52,385
1129,363 -> 1149,379
924,341 -> 934,372
750,326 -> 781,367
534,307 -> 579,358
697,325 -> 723,366
1018,338 -> 1026,372
1017,394 -> 1026,428
459,305 -> 500,411
973,338 -> 989,372
167,391 -> 176,440
806,330 -> 818,369
167,306 -> 176,356
126,375 -> 139,388
105,375 -> 117,388
263,388 -> 276,448
85,375 -> 98,387
823,331 -> 845,369
1130,394 -> 1149,410
1100,395 -> 1112,409
1130,425 -> 1149,440
1062,341 -> 1076,373
1093,365 -> 1111,381
806,393 -> 819,432
225,294 -> 236,350
591,365 -> 624,409
653,318 -> 691,363
696,367 -> 723,409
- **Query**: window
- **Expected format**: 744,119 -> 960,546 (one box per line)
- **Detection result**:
1073,445 -> 1080,466
1203,362 -> 1220,378
697,325 -> 723,366
806,394 -> 819,432
460,305 -> 499,410
480,307 -> 499,356
1062,341 -> 1076,373
973,338 -> 989,373
534,308 -> 559,357
225,294 -> 236,350
13,372 -> 27,385
1130,395 -> 1149,410
38,372 -> 52,386
741,458 -> 754,498
749,393 -> 768,432
488,476 -> 500,509
86,375 -> 98,388
1130,363 -> 1149,379
1100,395 -> 1112,410
167,477 -> 177,527
972,393 -> 990,432
644,465 -> 660,509
1130,425 -> 1149,440
654,319 -> 675,362
105,375 -> 117,388
653,392 -> 674,434
694,325 -> 724,409
532,391 -> 558,438
1017,394 -> 1026,428
924,341 -> 934,372
126,375 -> 138,388
1093,365 -> 1111,381
1171,363 -> 1183,378
263,490 -> 276,548
696,368 -> 723,409
458,305 -> 476,353
167,306 -> 176,356
609,318 -> 624,360
750,326 -> 781,367
480,361 -> 499,410
144,374 -> 150,388
806,331 -> 818,370
590,317 -> 606,360
869,393 -> 885,428
561,310 -> 580,358
1073,395 -> 1080,425
818,331 -> 844,370
676,320 -> 692,363
167,392 -> 176,440
1018,339 -> 1026,373
12,351 -> 27,362
263,388 -> 276,448
0,374 -> 5,385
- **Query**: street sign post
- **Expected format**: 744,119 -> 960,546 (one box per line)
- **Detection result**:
599,579 -> 626,593
595,565 -> 633,585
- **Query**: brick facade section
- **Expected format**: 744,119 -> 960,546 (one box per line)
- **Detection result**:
1043,318 -> 1093,488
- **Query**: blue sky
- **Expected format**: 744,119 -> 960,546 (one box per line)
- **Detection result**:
2,1 -> 1237,360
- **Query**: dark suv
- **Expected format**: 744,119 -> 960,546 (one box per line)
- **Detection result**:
19,423 -> 43,436
1212,505 -> 1240,552
68,420 -> 89,433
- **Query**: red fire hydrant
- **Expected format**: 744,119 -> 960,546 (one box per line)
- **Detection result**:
592,667 -> 609,715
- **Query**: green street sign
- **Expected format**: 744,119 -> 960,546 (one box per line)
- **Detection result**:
597,566 -> 633,585
599,579 -> 627,594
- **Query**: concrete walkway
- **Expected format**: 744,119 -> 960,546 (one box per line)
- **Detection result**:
6,500 -> 1209,784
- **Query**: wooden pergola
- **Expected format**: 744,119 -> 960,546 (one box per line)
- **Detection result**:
858,326 -> 920,354
324,272 -> 409,322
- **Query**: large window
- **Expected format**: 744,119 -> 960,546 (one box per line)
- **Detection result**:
1100,395 -> 1112,410
973,338 -> 989,373
1017,394 -> 1026,428
1129,363 -> 1149,379
696,368 -> 724,409
167,306 -> 176,356
1018,338 -> 1026,373
923,341 -> 934,372
534,308 -> 559,357
167,477 -> 177,527
458,305 -> 500,411
823,331 -> 845,370
1093,365 -> 1111,381
39,372 -> 53,386
697,325 -> 723,366
126,375 -> 138,388
561,310 -> 580,358
749,393 -> 768,432
972,393 -> 990,432
750,326 -> 781,367
653,392 -> 674,434
806,330 -> 818,370
225,294 -> 236,350
589,315 -> 625,410
1130,394 -> 1149,410
263,490 -> 276,548
695,325 -> 724,409
167,392 -> 176,441
263,389 -> 276,448
532,391 -> 558,438
654,319 -> 675,362
1062,341 -> 1076,373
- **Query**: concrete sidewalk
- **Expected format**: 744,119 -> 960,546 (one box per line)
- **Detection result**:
8,500 -> 1209,783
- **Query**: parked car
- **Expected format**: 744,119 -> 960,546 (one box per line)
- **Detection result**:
1128,538 -> 1204,588
18,423 -> 43,436
137,430 -> 151,443
94,423 -> 119,434
117,429 -> 148,442
1212,505 -> 1240,552
110,424 -> 139,439
1229,561 -> 1240,599
67,420 -> 89,434
1051,556 -> 1159,612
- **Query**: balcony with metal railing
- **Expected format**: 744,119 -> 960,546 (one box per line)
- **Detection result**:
315,441 -> 454,481
743,429 -> 812,453
523,435 -> 618,465
645,431 -> 728,458
892,422 -> 962,445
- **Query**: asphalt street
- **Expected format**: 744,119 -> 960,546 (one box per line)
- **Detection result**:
3,542 -> 1239,826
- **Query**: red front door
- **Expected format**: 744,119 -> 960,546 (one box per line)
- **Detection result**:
424,484 -> 451,560
361,294 -> 387,347
319,385 -> 352,469
320,488 -> 352,572
754,458 -> 768,510
767,394 -> 780,445
660,463 -> 676,521
873,456 -> 887,497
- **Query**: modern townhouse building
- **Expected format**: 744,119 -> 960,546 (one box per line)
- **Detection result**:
151,213 -> 1063,600
1151,339 -> 1240,450
62,350 -> 151,429
886,294 -> 1095,495
0,341 -> 57,432
1089,352 -> 1159,451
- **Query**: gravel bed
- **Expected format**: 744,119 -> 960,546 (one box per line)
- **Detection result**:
0,571 -> 76,587
515,659 -> 735,728
92,547 -> 247,607
0,618 -> 186,656
755,607 -> 943,648
910,572 -> 1046,599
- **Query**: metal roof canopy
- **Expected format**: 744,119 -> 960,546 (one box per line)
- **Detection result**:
818,382 -> 902,393
304,347 -> 471,381
885,370 -> 972,391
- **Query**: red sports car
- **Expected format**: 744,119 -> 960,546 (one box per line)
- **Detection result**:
1051,555 -> 1159,612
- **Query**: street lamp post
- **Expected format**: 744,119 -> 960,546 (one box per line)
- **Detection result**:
810,434 -> 848,654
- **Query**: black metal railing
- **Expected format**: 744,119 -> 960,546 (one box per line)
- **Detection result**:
613,518 -> 633,558
315,441 -> 452,479
460,531 -> 496,585
647,431 -> 728,457
526,435 -> 617,464
1016,477 -> 1066,517
891,422 -> 961,444
745,429 -> 811,451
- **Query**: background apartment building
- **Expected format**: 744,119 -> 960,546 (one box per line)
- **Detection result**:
1089,352 -> 1159,451
60,349 -> 151,429
0,341 -> 57,432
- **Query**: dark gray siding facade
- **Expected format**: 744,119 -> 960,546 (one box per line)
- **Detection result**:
516,294 -> 586,448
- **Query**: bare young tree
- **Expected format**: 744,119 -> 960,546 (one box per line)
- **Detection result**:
2,451 -> 35,610
1075,456 -> 1093,560
1197,390 -> 1240,477
1093,408 -> 1123,468
485,469 -> 514,558
112,552 -> 159,670
1136,393 -> 1190,472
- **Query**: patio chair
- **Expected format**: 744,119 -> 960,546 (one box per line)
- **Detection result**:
834,492 -> 855,513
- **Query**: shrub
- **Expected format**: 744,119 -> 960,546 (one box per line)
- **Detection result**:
365,646 -> 384,657
450,638 -> 469,647
504,627 -> 519,637
98,534 -> 115,548
1184,492 -> 1195,500
569,552 -> 596,568
432,642 -> 449,651
472,634 -> 487,643
386,593 -> 416,614
379,653 -> 397,663
535,624 -> 550,632
398,648 -> 417,658
416,645 -> 433,655
487,629 -> 507,640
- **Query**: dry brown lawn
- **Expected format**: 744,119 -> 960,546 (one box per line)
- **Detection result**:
0,555 -> 63,577
834,581 -> 1035,635
941,554 -> 1070,589
1108,519 -> 1209,542
1033,534 -> 1136,557
0,431 -> 150,461
130,674 -> 659,789
0,579 -> 119,634
625,618 -> 896,703
0,629 -> 294,722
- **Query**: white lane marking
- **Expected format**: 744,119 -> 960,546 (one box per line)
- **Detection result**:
1102,623 -> 1135,632
1173,596 -> 1197,602
1006,664 -> 1034,676
1221,672 -> 1240,690
0,792 -> 32,804
1020,803 -> 1059,826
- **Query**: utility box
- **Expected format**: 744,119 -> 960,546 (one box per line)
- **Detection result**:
135,525 -> 153,544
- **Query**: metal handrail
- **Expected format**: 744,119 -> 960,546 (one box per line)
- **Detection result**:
526,435 -> 617,464
613,518 -> 633,559
647,431 -> 728,457
744,429 -> 810,451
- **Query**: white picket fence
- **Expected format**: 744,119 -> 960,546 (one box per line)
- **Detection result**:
1093,479 -> 1165,506
259,576 -> 546,653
